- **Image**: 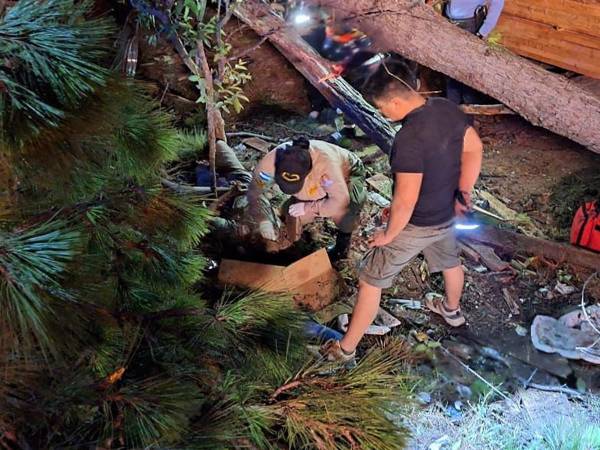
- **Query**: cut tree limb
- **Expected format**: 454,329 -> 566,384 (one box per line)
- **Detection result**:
463,225 -> 600,272
234,2 -> 396,154
460,104 -> 515,116
318,0 -> 600,154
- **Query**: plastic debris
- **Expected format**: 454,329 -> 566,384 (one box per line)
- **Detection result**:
337,314 -> 391,335
367,191 -> 390,207
389,298 -> 423,310
555,282 -> 577,296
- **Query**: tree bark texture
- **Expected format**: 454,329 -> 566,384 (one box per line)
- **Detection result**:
234,2 -> 396,154
318,0 -> 600,154
465,225 -> 600,272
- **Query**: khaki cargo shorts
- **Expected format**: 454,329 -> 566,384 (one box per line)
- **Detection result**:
358,220 -> 460,289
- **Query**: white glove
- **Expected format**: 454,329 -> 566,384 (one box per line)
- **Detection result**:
288,202 -> 306,218
258,221 -> 278,241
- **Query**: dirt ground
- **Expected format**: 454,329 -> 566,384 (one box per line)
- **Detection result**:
222,108 -> 600,398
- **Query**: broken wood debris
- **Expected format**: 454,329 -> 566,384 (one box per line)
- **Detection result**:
465,225 -> 600,272
242,136 -> 272,153
459,240 -> 511,272
460,104 -> 515,116
366,173 -> 393,199
502,288 -> 520,316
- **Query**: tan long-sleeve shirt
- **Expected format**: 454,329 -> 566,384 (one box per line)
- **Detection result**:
247,140 -> 357,225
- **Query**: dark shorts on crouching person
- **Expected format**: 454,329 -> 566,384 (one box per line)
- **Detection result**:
358,220 -> 461,289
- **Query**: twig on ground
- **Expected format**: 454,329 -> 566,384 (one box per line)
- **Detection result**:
159,81 -> 170,105
576,271 -> 600,356
226,131 -> 279,141
523,369 -> 538,388
526,383 -> 583,398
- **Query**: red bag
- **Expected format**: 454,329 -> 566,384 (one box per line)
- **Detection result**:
570,201 -> 600,253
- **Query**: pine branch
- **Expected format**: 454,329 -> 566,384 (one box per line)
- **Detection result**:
0,0 -> 113,136
0,219 -> 84,349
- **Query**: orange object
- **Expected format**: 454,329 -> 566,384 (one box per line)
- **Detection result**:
570,201 -> 600,253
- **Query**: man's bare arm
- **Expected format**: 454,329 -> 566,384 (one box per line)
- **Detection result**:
459,126 -> 483,193
384,172 -> 423,241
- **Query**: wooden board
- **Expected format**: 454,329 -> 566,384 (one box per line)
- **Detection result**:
497,1 -> 600,78
502,0 -> 600,38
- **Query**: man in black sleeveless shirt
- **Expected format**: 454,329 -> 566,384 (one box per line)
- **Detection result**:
320,78 -> 483,362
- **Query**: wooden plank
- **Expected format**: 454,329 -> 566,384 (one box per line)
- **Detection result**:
503,0 -> 600,38
497,15 -> 600,78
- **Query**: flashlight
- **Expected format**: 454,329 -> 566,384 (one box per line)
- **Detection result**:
454,190 -> 480,231
455,221 -> 480,231
289,1 -> 312,26
292,12 -> 312,25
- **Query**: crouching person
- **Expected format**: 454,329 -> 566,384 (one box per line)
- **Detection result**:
321,76 -> 483,362
247,136 -> 366,260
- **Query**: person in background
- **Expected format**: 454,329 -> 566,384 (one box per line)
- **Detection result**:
444,0 -> 505,104
320,75 -> 483,363
246,136 -> 366,261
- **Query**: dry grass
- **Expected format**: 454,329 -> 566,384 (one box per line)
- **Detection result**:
404,390 -> 600,450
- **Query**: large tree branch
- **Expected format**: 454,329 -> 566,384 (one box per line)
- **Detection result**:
234,1 -> 396,153
317,0 -> 600,154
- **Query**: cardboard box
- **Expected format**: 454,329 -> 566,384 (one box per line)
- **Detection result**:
218,248 -> 339,311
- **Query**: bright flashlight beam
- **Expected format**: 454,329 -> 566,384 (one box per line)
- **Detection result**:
455,223 -> 480,231
292,13 -> 312,25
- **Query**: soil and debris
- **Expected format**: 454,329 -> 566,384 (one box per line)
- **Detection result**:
209,107 -> 600,409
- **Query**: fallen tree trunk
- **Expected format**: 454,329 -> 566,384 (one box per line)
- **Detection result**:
464,225 -> 600,272
234,2 -> 396,153
318,0 -> 600,154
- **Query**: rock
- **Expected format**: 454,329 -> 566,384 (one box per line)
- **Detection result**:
417,391 -> 432,405
476,332 -> 573,379
555,282 -> 577,296
515,325 -> 528,337
444,405 -> 462,421
444,341 -> 476,361
455,384 -> 472,399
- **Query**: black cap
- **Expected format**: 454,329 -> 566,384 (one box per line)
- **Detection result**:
274,137 -> 312,195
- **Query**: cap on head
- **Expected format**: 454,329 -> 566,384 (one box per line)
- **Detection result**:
274,136 -> 312,195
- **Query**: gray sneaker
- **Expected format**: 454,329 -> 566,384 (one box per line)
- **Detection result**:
318,340 -> 356,364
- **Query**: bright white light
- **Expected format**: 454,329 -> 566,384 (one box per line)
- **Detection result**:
292,13 -> 312,25
455,223 -> 480,231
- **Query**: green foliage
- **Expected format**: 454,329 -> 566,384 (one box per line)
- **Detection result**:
0,219 -> 84,350
136,0 -> 252,113
0,1 -> 414,448
0,0 -> 113,137
216,59 -> 252,114
549,167 -> 600,239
